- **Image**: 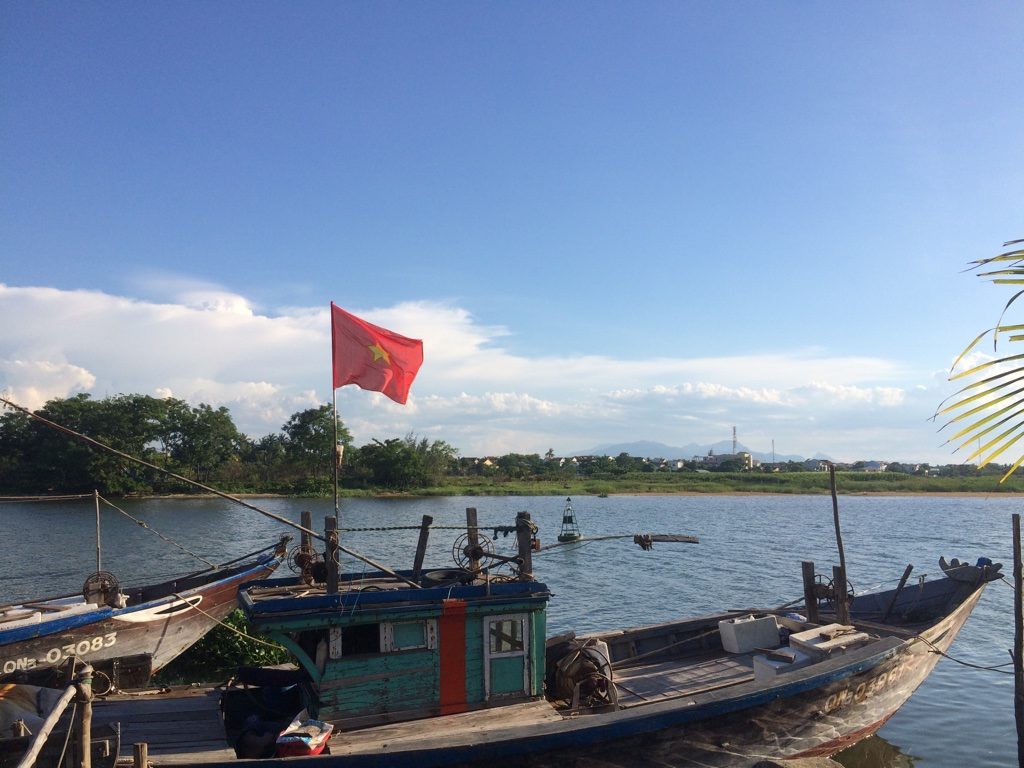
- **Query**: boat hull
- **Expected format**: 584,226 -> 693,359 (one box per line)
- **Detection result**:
0,554 -> 283,689
251,585 -> 985,768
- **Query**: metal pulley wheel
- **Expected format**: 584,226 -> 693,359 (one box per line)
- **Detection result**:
83,571 -> 120,606
451,532 -> 495,569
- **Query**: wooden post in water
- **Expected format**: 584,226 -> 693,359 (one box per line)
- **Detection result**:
412,515 -> 433,581
801,561 -> 819,624
325,516 -> 339,594
833,564 -> 850,626
465,508 -> 480,572
1013,512 -> 1023,768
132,742 -> 148,768
515,512 -> 534,581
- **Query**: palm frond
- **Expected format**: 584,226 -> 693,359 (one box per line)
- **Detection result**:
943,237 -> 1024,481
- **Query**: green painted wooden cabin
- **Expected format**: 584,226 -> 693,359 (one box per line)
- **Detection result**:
240,572 -> 550,727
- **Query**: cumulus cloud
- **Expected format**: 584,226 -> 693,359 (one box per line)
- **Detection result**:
0,282 -> 953,462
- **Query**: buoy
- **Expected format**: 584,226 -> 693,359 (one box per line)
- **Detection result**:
557,497 -> 582,542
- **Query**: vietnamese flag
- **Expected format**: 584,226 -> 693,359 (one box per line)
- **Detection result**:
330,303 -> 424,404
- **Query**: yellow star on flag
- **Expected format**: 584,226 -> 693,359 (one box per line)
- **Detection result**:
368,343 -> 391,364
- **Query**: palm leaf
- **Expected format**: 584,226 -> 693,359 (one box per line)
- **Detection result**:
942,237 -> 1024,481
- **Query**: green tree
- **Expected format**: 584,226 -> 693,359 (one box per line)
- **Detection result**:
356,438 -> 423,489
162,401 -> 244,483
282,404 -> 351,481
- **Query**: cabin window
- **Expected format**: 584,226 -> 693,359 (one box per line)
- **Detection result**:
331,623 -> 381,657
383,620 -> 437,652
484,613 -> 530,699
489,619 -> 524,654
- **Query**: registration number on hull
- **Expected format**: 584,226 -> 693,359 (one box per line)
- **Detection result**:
2,632 -> 117,674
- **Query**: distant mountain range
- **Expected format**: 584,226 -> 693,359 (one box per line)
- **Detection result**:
576,440 -> 821,464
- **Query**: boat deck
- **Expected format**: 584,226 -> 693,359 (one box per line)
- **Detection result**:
613,651 -> 755,706
94,689 -> 567,765
92,651 -> 762,764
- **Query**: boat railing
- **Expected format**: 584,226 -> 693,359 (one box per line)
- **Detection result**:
13,660 -> 95,768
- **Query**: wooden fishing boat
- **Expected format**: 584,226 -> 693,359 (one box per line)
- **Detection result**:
0,537 -> 290,691
91,511 -> 999,767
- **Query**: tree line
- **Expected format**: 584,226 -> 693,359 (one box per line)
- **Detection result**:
0,394 -> 460,496
1,394 -> 1001,497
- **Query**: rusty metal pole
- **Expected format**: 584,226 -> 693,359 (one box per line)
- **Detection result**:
74,663 -> 94,768
829,464 -> 847,574
1013,513 -> 1022,768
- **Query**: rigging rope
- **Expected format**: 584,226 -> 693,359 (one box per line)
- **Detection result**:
99,495 -> 218,569
0,494 -> 94,502
916,634 -> 1015,675
172,593 -> 287,653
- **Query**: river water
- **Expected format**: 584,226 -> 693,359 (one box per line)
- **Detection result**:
0,494 -> 1016,767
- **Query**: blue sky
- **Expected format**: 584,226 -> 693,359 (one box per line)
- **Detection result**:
2,2 -> 1022,463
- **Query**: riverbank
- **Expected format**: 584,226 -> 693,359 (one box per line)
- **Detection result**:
8,470 -> 1023,500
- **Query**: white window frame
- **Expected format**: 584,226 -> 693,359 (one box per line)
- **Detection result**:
483,613 -> 530,700
382,619 -> 438,652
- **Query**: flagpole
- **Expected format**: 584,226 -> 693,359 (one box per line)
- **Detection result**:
330,302 -> 340,525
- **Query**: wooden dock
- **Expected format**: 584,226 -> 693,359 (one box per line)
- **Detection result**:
93,687 -> 235,765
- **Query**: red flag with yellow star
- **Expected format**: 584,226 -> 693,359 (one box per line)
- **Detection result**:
330,303 -> 424,404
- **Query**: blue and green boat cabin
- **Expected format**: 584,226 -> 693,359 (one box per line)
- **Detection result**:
239,571 -> 550,727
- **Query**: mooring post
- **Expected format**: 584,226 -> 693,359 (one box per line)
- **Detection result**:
133,742 -> 148,768
833,564 -> 850,626
515,511 -> 534,581
74,663 -> 94,768
300,510 -> 313,552
325,516 -> 339,594
801,561 -> 819,624
1013,512 -> 1022,768
465,508 -> 480,572
412,515 -> 433,581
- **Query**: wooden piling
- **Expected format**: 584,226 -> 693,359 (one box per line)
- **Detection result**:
1013,512 -> 1022,768
133,742 -> 149,768
832,564 -> 850,626
515,512 -> 534,580
325,516 -> 339,594
412,515 -> 433,581
300,510 -> 313,552
465,508 -> 480,572
801,561 -> 819,624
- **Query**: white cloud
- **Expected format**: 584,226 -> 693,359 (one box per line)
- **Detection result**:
0,283 -> 956,462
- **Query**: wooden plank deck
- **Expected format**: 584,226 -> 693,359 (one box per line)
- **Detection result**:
93,688 -> 236,764
331,699 -> 564,755
613,652 -> 755,706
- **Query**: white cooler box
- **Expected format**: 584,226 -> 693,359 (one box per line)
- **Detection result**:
718,614 -> 780,654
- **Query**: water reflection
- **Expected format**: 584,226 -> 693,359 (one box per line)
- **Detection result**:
835,734 -> 918,767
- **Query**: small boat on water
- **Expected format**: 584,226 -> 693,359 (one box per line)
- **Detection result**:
0,536 -> 290,691
88,509 -> 999,767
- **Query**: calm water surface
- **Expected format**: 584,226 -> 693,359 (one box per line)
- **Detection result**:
0,494 -> 1015,767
